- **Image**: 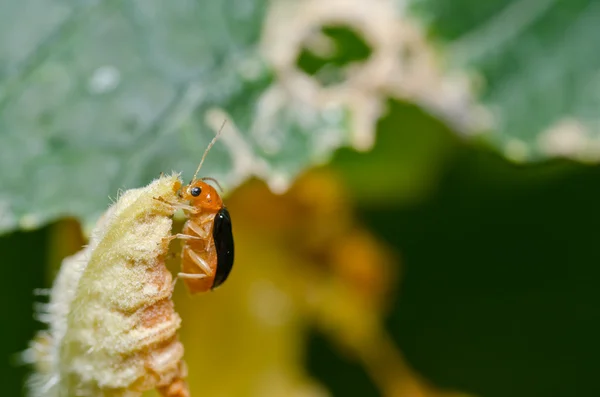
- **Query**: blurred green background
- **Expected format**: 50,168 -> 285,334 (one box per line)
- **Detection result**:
2,1 -> 600,396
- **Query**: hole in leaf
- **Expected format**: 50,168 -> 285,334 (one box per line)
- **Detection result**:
296,25 -> 373,86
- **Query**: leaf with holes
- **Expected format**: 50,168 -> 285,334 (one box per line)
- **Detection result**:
411,0 -> 600,162
0,0 -> 496,234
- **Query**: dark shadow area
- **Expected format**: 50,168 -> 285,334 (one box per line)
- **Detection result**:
0,227 -> 48,397
362,146 -> 600,397
306,328 -> 381,397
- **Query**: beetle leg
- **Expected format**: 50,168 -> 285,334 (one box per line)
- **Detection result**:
181,206 -> 201,215
173,233 -> 201,241
187,218 -> 213,252
184,247 -> 214,276
177,272 -> 208,280
152,196 -> 176,206
152,196 -> 199,214
186,220 -> 210,240
161,233 -> 201,246
171,271 -> 206,290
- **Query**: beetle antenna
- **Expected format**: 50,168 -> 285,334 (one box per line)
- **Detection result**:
192,119 -> 226,181
201,177 -> 223,192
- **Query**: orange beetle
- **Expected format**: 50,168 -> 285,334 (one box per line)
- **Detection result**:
166,129 -> 234,294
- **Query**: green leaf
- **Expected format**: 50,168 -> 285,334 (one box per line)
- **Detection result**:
0,0 -> 490,235
0,0 -> 349,234
411,0 -> 600,162
16,0 -> 583,234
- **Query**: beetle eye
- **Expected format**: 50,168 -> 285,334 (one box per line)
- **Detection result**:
190,186 -> 201,197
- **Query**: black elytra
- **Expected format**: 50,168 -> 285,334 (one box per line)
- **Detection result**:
211,207 -> 234,289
